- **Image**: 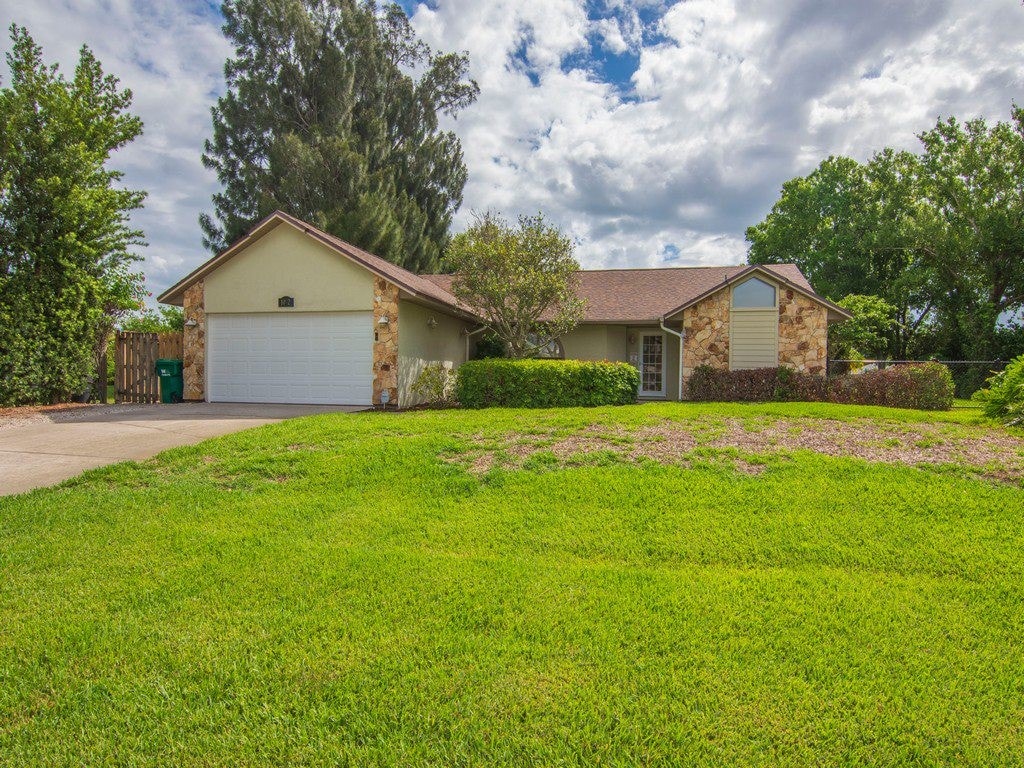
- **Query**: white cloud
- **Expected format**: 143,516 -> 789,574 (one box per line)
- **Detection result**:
2,0 -> 1023,295
0,0 -> 229,295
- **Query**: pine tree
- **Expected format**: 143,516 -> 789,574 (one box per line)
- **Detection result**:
201,0 -> 478,273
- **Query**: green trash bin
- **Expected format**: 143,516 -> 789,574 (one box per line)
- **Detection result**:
155,358 -> 184,404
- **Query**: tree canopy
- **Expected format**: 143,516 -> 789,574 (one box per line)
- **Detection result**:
748,107 -> 1024,361
201,0 -> 479,273
0,25 -> 145,405
446,212 -> 585,359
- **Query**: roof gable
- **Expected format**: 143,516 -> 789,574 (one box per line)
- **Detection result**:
159,211 -> 848,323
157,211 -> 468,314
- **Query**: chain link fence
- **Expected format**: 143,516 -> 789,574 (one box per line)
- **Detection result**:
826,359 -> 1007,400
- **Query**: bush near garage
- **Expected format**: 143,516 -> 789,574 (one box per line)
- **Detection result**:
455,359 -> 639,408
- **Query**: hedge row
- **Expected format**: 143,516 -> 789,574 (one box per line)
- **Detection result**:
455,359 -> 640,408
688,362 -> 955,411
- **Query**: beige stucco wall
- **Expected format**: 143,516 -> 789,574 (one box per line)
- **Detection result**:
397,300 -> 468,407
562,324 -> 621,361
204,224 -> 374,314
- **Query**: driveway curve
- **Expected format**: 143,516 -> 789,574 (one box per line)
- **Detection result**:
0,403 -> 361,497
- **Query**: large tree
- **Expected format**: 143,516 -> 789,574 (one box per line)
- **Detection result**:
446,212 -> 585,359
748,108 -> 1024,361
746,153 -> 931,357
0,25 -> 145,405
201,0 -> 479,272
914,112 -> 1024,360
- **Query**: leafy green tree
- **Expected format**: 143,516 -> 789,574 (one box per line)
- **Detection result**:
747,153 -> 930,357
201,0 -> 478,272
0,25 -> 145,405
749,108 -> 1024,362
828,294 -> 899,359
914,111 -> 1024,360
120,306 -> 184,334
446,212 -> 585,359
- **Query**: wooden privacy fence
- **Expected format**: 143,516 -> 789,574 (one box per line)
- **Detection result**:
114,331 -> 184,403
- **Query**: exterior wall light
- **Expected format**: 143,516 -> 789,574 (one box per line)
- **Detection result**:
377,315 -> 390,325
427,316 -> 438,329
184,319 -> 198,328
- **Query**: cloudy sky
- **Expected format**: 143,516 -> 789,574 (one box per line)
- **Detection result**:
2,0 -> 1023,300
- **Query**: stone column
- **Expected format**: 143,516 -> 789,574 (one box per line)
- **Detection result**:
183,280 -> 206,401
682,291 -> 731,379
372,278 -> 399,406
778,290 -> 828,375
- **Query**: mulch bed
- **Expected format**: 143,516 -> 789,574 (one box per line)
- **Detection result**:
449,417 -> 1024,484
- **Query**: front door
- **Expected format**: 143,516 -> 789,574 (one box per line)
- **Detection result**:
640,333 -> 665,396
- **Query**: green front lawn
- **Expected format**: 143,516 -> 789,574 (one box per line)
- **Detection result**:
2,403 -> 1023,765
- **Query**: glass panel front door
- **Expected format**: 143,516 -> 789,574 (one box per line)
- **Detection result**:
640,333 -> 665,395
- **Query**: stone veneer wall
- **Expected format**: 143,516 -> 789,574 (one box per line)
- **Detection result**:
681,290 -> 730,380
778,289 -> 828,375
183,280 -> 206,401
372,277 -> 399,406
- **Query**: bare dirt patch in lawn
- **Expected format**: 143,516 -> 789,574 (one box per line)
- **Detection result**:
448,418 -> 1024,483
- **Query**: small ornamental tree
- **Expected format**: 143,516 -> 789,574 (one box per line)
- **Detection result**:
829,294 -> 899,359
446,212 -> 585,358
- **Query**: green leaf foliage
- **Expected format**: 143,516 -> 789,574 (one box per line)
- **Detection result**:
689,362 -> 954,411
201,0 -> 478,273
0,25 -> 145,405
829,294 -> 899,359
748,108 -> 1024,362
446,212 -> 586,358
973,355 -> 1024,425
119,306 -> 184,334
455,359 -> 640,408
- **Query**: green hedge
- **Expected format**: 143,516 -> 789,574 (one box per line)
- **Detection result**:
455,359 -> 640,408
689,362 -> 954,411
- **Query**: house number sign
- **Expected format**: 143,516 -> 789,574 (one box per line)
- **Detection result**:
278,296 -> 295,308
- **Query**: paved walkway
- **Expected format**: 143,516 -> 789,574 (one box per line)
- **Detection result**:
0,402 -> 362,497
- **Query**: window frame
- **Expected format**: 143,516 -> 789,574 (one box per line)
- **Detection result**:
730,276 -> 779,310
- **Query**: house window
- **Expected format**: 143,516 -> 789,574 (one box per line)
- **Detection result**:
732,277 -> 777,308
529,334 -> 565,359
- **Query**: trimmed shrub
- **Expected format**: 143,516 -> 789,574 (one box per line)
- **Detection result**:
688,365 -> 826,403
687,362 -> 953,410
455,359 -> 640,408
409,363 -> 457,406
828,362 -> 954,410
973,355 -> 1024,425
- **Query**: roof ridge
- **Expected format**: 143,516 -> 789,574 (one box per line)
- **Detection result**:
421,263 -> 800,277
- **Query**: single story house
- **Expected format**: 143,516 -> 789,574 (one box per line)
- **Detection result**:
158,211 -> 851,407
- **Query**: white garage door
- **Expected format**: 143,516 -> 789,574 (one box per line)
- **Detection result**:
207,312 -> 373,405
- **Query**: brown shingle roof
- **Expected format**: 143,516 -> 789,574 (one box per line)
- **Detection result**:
421,263 -> 821,323
158,211 -> 846,322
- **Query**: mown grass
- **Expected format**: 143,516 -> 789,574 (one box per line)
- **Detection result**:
1,402 -> 1023,766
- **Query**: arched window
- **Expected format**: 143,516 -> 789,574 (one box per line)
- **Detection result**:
529,334 -> 565,359
732,277 -> 777,308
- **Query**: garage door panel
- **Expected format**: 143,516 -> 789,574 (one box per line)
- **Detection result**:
207,313 -> 372,405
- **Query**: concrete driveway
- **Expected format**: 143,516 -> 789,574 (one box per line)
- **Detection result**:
0,402 -> 363,497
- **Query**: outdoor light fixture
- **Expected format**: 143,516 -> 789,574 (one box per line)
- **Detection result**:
427,316 -> 438,329
377,315 -> 390,325
184,319 -> 198,328
628,333 -> 636,344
